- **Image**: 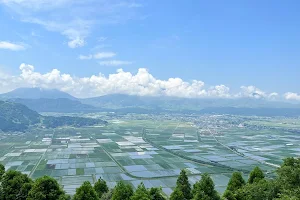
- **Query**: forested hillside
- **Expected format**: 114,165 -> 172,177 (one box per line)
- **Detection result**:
0,100 -> 107,132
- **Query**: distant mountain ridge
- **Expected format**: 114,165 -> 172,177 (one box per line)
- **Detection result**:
10,98 -> 97,113
0,88 -> 76,100
1,88 -> 300,116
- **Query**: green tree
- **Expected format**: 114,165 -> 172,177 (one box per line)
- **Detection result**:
73,181 -> 99,200
222,190 -> 236,200
276,157 -> 300,199
131,183 -> 151,200
248,167 -> 264,184
1,170 -> 33,200
173,169 -> 192,200
236,179 -> 278,200
100,189 -> 114,200
0,163 -> 4,181
27,176 -> 67,200
94,177 -> 109,198
277,157 -> 300,189
226,172 -> 245,192
170,187 -> 185,200
149,187 -> 166,200
192,173 -> 220,200
112,181 -> 133,200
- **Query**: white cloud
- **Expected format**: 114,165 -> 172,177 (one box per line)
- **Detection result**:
0,41 -> 26,51
79,52 -> 116,60
1,0 -> 143,48
284,92 -> 300,101
98,60 -> 132,66
238,85 -> 267,99
0,63 -> 282,100
79,55 -> 93,60
94,52 -> 116,59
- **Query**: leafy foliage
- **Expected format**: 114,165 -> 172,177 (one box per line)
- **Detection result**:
170,187 -> 185,200
172,169 -> 192,200
27,176 -> 67,200
94,177 -> 109,198
248,166 -> 264,184
149,187 -> 166,200
131,183 -> 151,200
192,173 -> 220,200
0,164 -> 4,181
1,170 -> 33,200
100,189 -> 114,200
73,181 -> 99,200
111,181 -> 133,200
226,172 -> 245,192
236,179 -> 279,200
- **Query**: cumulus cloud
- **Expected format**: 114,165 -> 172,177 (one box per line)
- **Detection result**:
0,63 -> 281,99
0,41 -> 26,51
98,60 -> 132,66
284,92 -> 300,101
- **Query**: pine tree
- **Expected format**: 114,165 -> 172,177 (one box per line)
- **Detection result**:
248,166 -> 264,184
226,172 -> 245,192
170,187 -> 185,200
131,182 -> 151,200
192,173 -> 220,200
149,187 -> 166,200
112,181 -> 133,200
172,169 -> 192,200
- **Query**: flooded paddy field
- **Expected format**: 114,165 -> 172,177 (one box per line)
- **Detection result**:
0,115 -> 299,195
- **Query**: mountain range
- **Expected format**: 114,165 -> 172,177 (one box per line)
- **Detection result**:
1,88 -> 300,116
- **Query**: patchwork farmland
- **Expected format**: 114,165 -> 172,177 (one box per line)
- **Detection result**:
0,115 -> 298,195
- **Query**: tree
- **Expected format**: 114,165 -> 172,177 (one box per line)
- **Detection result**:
27,176 -> 67,200
236,179 -> 278,200
248,167 -> 264,184
192,173 -> 220,200
226,172 -> 245,192
173,169 -> 192,200
277,157 -> 300,189
0,164 -> 4,181
149,187 -> 166,200
73,181 -> 99,200
131,183 -> 151,200
222,190 -> 236,200
170,188 -> 185,200
100,189 -> 114,200
276,157 -> 300,199
1,170 -> 33,200
112,181 -> 133,200
94,177 -> 109,198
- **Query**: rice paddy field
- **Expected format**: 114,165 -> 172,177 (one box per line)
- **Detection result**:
0,114 -> 299,195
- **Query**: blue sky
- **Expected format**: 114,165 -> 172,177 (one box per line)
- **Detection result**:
0,0 -> 299,100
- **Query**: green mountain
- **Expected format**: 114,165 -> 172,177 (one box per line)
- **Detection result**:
0,100 -> 107,132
